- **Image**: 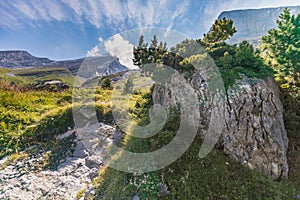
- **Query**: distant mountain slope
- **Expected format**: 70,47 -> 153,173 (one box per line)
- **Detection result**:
0,51 -> 53,68
0,51 -> 129,84
50,58 -> 84,75
218,5 -> 300,44
75,56 -> 129,79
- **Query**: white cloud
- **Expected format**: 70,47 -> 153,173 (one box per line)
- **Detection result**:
165,0 -> 189,37
104,34 -> 137,69
2,0 -> 300,41
160,0 -> 168,7
100,0 -> 124,24
0,3 -> 22,29
44,0 -> 66,21
98,37 -> 104,43
11,2 -> 38,20
87,46 -> 102,57
61,0 -> 82,15
1,0 -> 181,32
171,0 -> 189,20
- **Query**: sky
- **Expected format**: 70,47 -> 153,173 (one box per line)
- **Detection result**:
0,0 -> 299,61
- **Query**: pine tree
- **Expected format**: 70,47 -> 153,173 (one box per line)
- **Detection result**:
133,35 -> 167,76
203,17 -> 237,44
262,8 -> 300,85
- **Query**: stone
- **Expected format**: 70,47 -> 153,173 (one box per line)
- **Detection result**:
153,75 -> 289,179
0,122 -> 122,199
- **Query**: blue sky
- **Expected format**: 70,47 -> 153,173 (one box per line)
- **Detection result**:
0,0 -> 299,60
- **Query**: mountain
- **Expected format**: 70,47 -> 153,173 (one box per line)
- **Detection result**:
100,58 -> 129,77
0,51 -> 129,78
0,51 -> 53,68
67,55 -> 129,78
218,5 -> 300,45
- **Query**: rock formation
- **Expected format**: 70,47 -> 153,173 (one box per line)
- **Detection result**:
0,51 -> 129,77
223,77 -> 288,179
152,74 -> 289,179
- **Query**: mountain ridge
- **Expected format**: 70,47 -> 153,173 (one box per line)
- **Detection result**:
218,5 -> 300,44
0,50 -> 129,77
0,50 -> 53,68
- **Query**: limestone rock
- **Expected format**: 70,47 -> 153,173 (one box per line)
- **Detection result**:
223,77 -> 288,179
153,75 -> 289,179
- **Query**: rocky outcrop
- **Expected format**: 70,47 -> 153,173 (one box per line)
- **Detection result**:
0,123 -> 122,200
152,75 -> 289,179
223,77 -> 288,179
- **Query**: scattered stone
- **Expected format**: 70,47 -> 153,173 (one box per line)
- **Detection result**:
0,122 -> 123,199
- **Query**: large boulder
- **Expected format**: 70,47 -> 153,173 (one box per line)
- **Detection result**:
152,75 -> 289,179
223,77 -> 288,179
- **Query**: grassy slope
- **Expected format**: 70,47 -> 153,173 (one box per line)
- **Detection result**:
0,83 -> 73,157
91,91 -> 298,200
0,67 -> 75,86
0,67 -> 298,199
0,79 -> 113,158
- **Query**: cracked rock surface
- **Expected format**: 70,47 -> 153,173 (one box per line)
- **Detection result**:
223,77 -> 288,179
153,74 -> 288,179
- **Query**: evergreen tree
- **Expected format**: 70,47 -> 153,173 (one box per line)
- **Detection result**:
100,77 -> 113,90
203,17 -> 237,44
262,8 -> 300,85
150,35 -> 158,48
133,35 -> 167,76
197,18 -> 272,88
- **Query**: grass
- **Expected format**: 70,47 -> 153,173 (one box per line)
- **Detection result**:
0,67 -> 75,86
0,79 -> 113,158
92,89 -> 298,200
158,136 -> 296,200
13,67 -> 75,86
0,64 -> 298,199
0,91 -> 73,157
